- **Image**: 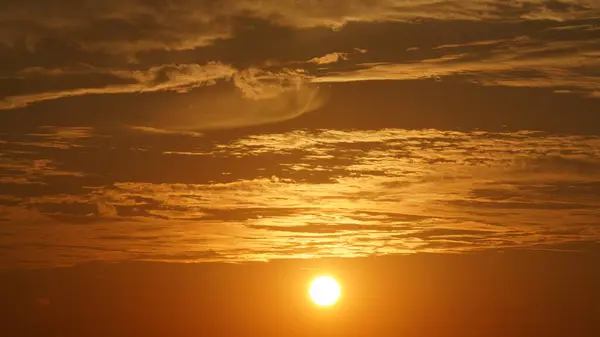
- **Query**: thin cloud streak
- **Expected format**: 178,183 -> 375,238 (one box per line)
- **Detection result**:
0,63 -> 237,109
312,36 -> 600,96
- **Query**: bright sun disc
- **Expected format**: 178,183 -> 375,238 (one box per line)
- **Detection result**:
309,276 -> 341,306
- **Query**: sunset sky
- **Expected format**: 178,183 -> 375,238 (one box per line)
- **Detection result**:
1,1 -> 600,336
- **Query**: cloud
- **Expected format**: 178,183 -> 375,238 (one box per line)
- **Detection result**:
312,35 -> 600,96
155,70 -> 327,131
0,0 -> 232,55
3,129 -> 600,267
128,126 -> 204,137
2,1 -> 599,57
31,126 -> 95,139
0,155 -> 85,186
0,63 -> 237,109
2,1 -> 600,268
308,48 -> 367,65
0,1 -> 598,114
2,64 -> 326,130
96,200 -> 118,217
432,39 -> 507,50
233,68 -> 309,100
309,52 -> 350,65
248,223 -> 409,234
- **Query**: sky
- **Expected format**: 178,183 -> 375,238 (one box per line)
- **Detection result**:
1,1 -> 600,336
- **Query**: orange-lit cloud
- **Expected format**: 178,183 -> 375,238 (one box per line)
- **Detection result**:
0,63 -> 237,109
312,36 -> 600,95
128,126 -> 204,137
309,52 -> 350,65
309,48 -> 367,65
2,129 -> 600,267
1,65 -> 326,130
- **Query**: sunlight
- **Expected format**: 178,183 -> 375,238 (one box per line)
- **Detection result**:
309,276 -> 341,307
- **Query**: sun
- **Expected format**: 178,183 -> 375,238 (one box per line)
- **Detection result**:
309,276 -> 341,307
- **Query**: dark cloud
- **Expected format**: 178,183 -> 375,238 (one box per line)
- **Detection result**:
0,1 -> 599,112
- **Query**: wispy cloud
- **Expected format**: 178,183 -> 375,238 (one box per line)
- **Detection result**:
32,126 -> 95,139
308,48 -> 367,65
1,63 -> 237,109
312,35 -> 600,96
309,52 -> 350,65
2,64 -> 328,130
0,156 -> 86,185
128,126 -> 204,137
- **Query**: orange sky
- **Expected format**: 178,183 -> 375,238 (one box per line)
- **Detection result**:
1,1 -> 600,336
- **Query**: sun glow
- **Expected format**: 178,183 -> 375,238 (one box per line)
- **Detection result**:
309,276 -> 341,306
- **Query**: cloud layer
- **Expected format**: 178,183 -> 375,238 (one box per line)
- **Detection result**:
1,0 -> 600,119
2,128 -> 599,267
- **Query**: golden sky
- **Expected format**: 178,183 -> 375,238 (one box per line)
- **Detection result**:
1,0 -> 600,268
2,2 -> 600,336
